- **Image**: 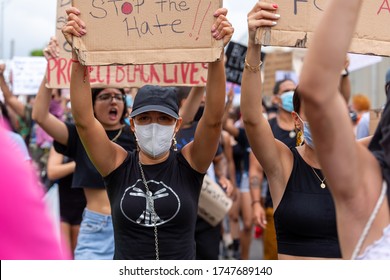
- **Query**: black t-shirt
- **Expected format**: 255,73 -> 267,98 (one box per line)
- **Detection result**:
54,122 -> 136,189
274,147 -> 341,258
104,150 -> 205,259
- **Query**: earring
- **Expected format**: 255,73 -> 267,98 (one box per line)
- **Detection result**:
296,129 -> 303,146
172,137 -> 178,152
135,136 -> 140,152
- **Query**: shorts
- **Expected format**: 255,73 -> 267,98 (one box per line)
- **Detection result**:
74,208 -> 114,260
236,171 -> 250,193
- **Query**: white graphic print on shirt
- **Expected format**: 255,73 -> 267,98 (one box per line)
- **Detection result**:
120,179 -> 181,227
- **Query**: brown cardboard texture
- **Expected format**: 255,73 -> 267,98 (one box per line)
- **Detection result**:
256,1 -> 390,57
198,174 -> 232,227
47,0 -> 208,88
71,0 -> 224,66
263,51 -> 293,97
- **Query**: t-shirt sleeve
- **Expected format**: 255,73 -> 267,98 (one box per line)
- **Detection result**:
53,122 -> 77,158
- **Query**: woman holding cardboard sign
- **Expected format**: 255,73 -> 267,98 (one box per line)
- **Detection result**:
240,1 -> 342,260
62,6 -> 234,259
32,37 -> 136,260
294,0 -> 390,259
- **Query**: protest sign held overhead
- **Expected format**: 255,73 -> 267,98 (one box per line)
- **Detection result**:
71,0 -> 224,66
12,57 -> 47,95
47,0 -> 208,88
256,0 -> 390,57
225,41 -> 247,85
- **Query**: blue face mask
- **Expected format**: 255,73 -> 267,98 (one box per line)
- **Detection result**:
280,91 -> 294,112
303,121 -> 315,148
125,95 -> 133,107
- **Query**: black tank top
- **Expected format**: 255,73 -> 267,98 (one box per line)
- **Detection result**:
274,147 -> 341,258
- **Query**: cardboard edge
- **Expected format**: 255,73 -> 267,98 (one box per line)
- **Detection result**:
258,30 -> 390,57
78,46 -> 224,66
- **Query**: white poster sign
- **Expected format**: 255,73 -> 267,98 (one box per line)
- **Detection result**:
12,57 -> 47,95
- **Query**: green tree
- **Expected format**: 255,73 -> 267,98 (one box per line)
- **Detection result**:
30,49 -> 44,56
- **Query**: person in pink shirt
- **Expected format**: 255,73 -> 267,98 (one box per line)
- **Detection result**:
0,125 -> 69,260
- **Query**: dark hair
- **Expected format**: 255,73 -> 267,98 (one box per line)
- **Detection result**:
91,88 -> 128,124
175,86 -> 192,108
273,79 -> 295,95
293,87 -> 301,114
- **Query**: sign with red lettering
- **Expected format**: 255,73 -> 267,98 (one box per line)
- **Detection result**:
256,0 -> 390,57
47,58 -> 208,88
72,0 -> 223,65
48,0 -> 208,88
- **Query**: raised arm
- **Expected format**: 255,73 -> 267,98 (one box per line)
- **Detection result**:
298,0 -> 386,258
182,8 -> 234,173
221,85 -> 239,137
0,64 -> 25,117
297,0 -> 374,194
31,37 -> 68,145
240,2 -> 290,185
179,86 -> 205,127
62,7 -> 127,176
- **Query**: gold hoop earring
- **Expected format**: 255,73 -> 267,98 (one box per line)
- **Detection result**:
296,130 -> 303,146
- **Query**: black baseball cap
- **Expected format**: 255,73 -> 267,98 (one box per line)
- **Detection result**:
130,85 -> 179,119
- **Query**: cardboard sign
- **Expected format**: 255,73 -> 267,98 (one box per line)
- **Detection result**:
225,41 -> 247,85
71,0 -> 223,66
256,0 -> 390,57
48,0 -> 208,88
12,57 -> 47,95
262,51 -> 294,97
198,174 -> 233,227
47,58 -> 208,88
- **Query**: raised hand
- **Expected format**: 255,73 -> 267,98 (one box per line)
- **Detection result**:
247,1 -> 280,46
62,7 -> 87,47
43,36 -> 60,60
212,8 -> 234,47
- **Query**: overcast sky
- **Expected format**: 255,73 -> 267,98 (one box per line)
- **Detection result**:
0,0 -> 255,59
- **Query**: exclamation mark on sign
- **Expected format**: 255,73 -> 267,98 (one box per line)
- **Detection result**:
196,1 -> 212,40
189,0 -> 202,39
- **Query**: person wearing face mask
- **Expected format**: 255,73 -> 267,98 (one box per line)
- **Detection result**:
240,1 -> 341,260
61,6 -> 233,259
298,0 -> 390,259
32,37 -> 136,260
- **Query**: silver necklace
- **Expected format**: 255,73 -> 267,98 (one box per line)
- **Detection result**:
311,167 -> 326,189
138,160 -> 160,260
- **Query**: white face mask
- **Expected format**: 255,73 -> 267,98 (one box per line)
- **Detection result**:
134,122 -> 176,158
